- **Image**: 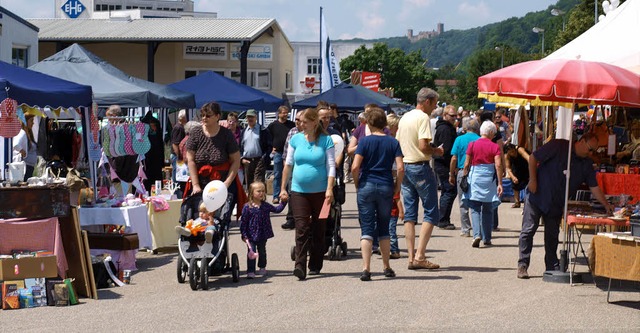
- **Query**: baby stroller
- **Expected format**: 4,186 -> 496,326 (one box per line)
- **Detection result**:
289,180 -> 348,261
176,192 -> 240,290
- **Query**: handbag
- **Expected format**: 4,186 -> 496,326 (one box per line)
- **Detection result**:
588,107 -> 611,147
460,175 -> 470,192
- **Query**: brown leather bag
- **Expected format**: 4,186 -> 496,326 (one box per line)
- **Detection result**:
588,107 -> 611,147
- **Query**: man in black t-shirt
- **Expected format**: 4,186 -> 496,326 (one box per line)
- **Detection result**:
267,106 -> 295,203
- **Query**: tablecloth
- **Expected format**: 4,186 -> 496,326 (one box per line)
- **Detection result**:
0,217 -> 68,278
596,173 -> 640,204
78,205 -> 152,249
147,200 -> 182,251
590,235 -> 640,282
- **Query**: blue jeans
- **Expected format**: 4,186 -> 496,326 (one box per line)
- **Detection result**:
401,163 -> 439,225
468,200 -> 494,243
457,170 -> 471,233
246,240 -> 267,273
357,182 -> 394,241
272,152 -> 283,198
170,153 -> 178,183
389,216 -> 399,253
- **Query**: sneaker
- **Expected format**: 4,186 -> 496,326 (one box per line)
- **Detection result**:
272,198 -> 280,204
483,241 -> 492,246
281,221 -> 295,230
257,268 -> 267,275
460,231 -> 471,237
308,269 -> 320,275
411,259 -> 440,270
438,224 -> 456,230
493,227 -> 501,232
390,252 -> 401,259
383,268 -> 396,278
517,266 -> 529,279
360,270 -> 371,281
175,226 -> 191,237
247,272 -> 255,279
472,237 -> 481,248
204,230 -> 214,243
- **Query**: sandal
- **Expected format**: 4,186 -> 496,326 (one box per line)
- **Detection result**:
383,268 -> 396,278
511,202 -> 521,208
360,270 -> 371,281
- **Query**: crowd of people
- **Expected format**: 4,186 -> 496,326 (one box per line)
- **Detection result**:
173,86 -> 614,282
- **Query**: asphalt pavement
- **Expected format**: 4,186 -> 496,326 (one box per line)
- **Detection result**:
2,183 -> 639,332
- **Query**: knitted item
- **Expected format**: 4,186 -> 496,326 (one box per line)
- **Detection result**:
123,124 -> 136,155
108,125 -> 118,157
132,122 -> 151,155
115,124 -> 127,157
0,98 -> 21,138
102,126 -> 111,157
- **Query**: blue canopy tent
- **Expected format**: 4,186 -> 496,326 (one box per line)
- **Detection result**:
169,71 -> 283,112
292,82 -> 407,112
29,44 -> 195,109
0,60 -> 93,181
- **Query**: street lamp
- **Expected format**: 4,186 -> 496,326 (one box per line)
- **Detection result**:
551,8 -> 566,31
495,46 -> 504,68
532,27 -> 545,55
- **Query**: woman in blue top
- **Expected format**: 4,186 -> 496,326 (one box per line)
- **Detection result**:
351,108 -> 404,281
280,108 -> 336,280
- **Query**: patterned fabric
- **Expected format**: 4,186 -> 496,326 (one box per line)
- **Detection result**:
90,104 -> 100,142
133,122 -> 151,155
108,125 -> 118,157
0,98 -> 21,138
115,125 -> 127,157
239,201 -> 286,242
88,135 -> 102,162
123,124 -> 136,155
102,126 -> 111,157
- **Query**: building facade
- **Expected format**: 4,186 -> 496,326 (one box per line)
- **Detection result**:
0,6 -> 39,67
54,0 -> 198,18
289,41 -> 372,102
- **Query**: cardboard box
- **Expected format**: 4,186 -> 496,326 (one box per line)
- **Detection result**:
0,256 -> 58,281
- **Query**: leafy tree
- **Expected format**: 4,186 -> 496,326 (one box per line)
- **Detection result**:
340,43 -> 436,104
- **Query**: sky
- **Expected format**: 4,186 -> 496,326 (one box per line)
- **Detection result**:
0,0 -> 559,41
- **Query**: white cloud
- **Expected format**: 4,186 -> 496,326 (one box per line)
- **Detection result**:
398,0 -> 435,21
458,1 -> 491,21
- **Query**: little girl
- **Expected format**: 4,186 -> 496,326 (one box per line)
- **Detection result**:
240,181 -> 287,278
175,202 -> 218,243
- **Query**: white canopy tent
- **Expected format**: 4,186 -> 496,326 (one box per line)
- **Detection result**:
546,0 -> 640,74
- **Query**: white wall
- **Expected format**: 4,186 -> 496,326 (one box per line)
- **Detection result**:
0,11 -> 39,66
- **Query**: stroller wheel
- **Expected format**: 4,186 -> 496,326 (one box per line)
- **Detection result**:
341,242 -> 348,257
334,247 -> 342,260
188,257 -> 200,290
231,253 -> 240,283
290,246 -> 296,261
328,247 -> 337,261
200,258 -> 209,290
176,255 -> 187,283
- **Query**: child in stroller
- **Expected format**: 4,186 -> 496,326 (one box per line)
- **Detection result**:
176,193 -> 240,290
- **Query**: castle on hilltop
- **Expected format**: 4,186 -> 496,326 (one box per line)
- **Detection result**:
407,23 -> 444,42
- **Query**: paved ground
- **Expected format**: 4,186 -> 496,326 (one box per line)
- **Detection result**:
3,184 -> 639,332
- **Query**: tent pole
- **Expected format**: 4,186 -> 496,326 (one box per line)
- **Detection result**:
561,104 -> 576,281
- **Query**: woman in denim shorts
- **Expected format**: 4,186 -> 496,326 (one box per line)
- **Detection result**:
351,108 -> 404,281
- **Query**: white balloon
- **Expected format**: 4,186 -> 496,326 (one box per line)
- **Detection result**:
599,14 -> 606,22
609,3 -> 615,13
602,1 -> 610,14
611,0 -> 619,9
202,180 -> 228,212
331,134 -> 344,159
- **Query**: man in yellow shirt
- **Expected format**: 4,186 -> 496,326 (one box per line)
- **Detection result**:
396,87 -> 444,270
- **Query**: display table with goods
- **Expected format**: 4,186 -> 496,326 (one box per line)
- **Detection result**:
589,234 -> 640,302
0,186 -> 94,305
596,172 -> 640,204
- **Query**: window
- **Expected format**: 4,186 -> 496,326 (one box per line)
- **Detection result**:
285,71 -> 292,91
12,47 -> 28,68
307,57 -> 320,75
115,5 -> 122,10
230,70 -> 271,90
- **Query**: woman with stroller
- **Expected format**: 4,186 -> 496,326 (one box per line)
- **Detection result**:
185,102 -> 246,218
351,108 -> 404,281
462,120 -> 503,248
280,108 -> 336,281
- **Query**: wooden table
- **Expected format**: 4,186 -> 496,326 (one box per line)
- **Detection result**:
589,235 -> 640,302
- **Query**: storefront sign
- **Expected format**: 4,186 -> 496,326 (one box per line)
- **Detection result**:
183,43 -> 227,60
361,71 -> 381,92
231,44 -> 272,61
61,0 -> 85,19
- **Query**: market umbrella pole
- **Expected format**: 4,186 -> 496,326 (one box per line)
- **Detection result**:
559,105 -> 576,274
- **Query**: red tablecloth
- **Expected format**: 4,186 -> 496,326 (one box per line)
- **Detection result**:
596,172 -> 640,204
567,215 -> 630,227
0,217 -> 69,278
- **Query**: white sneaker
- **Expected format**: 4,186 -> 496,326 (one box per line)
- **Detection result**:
257,268 -> 267,275
205,230 -> 214,243
247,272 -> 255,279
175,226 -> 191,237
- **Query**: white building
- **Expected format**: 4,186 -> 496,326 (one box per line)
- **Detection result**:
289,41 -> 372,102
0,6 -> 39,67
54,0 -> 205,19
